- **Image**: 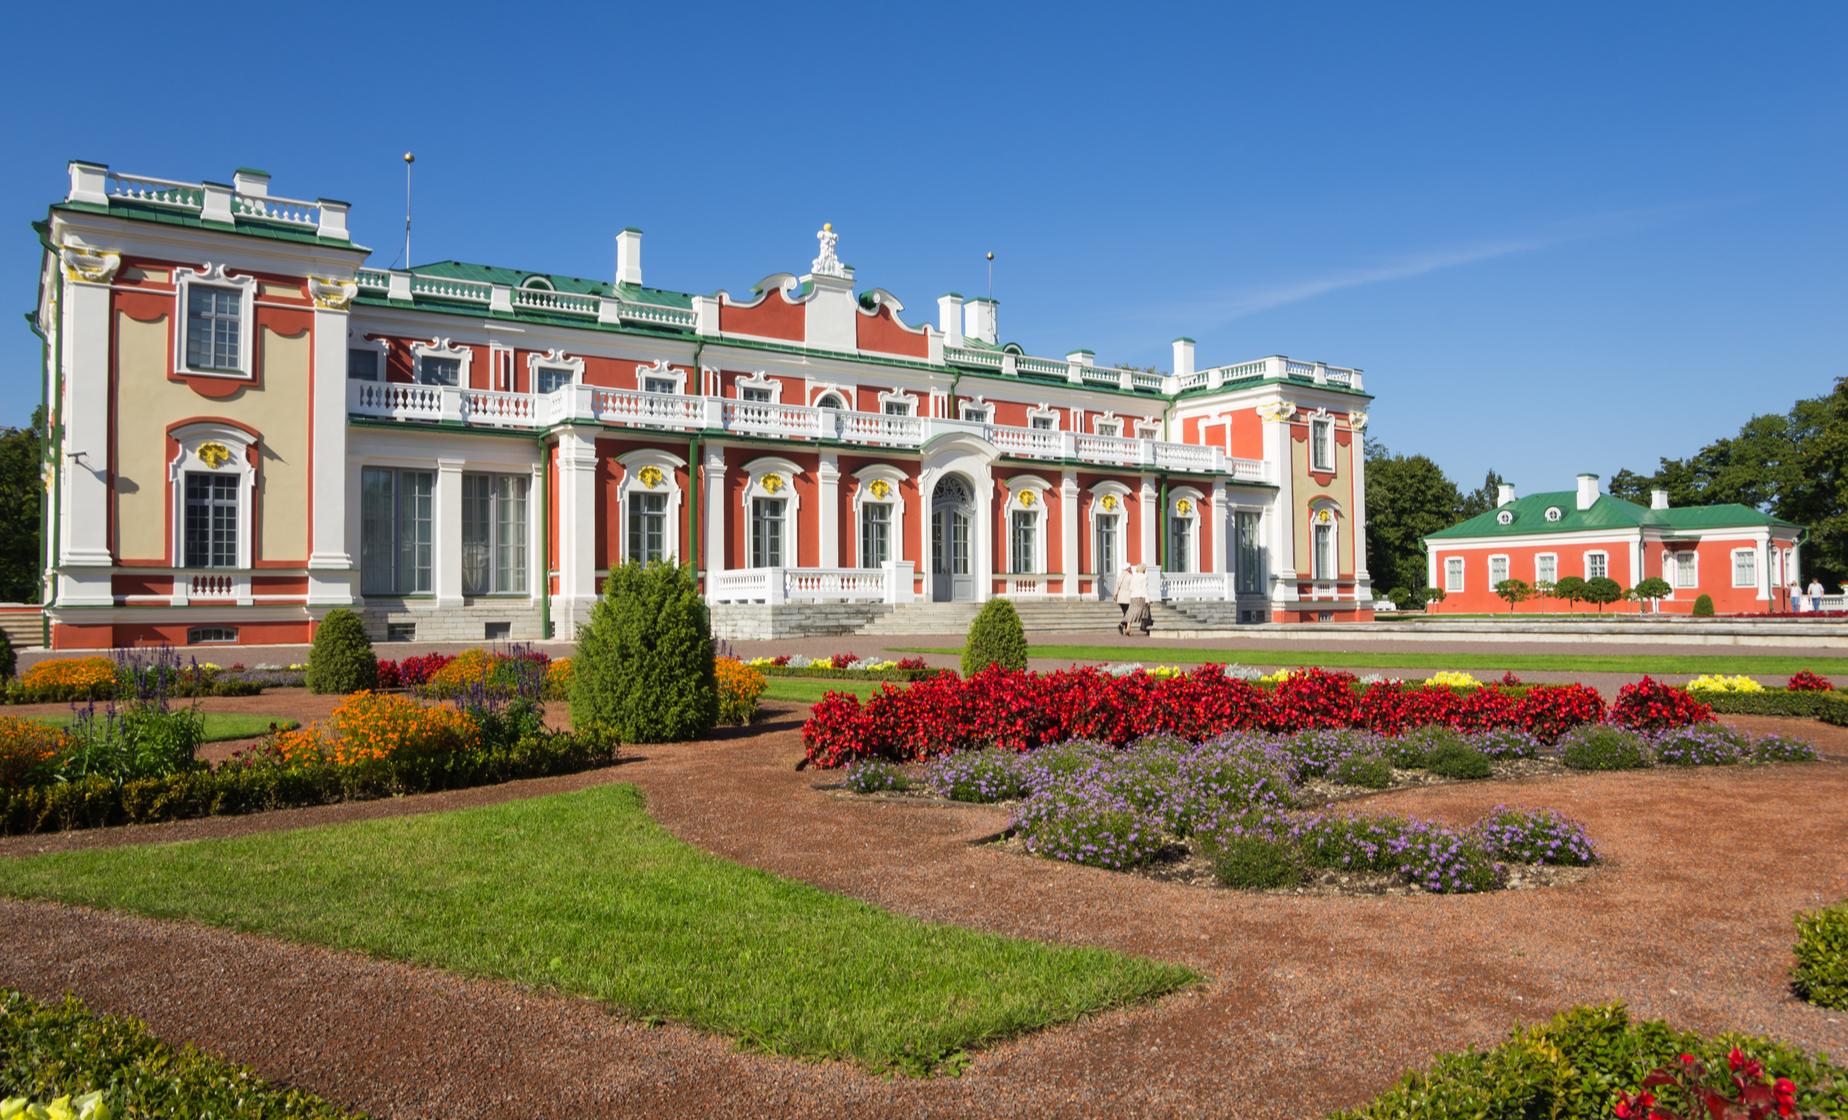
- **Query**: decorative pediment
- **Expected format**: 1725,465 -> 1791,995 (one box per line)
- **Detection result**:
308,274 -> 357,311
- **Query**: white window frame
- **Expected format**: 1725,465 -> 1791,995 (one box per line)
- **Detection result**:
1133,418 -> 1162,440
737,371 -> 783,403
1444,556 -> 1465,593
809,381 -> 854,411
958,397 -> 993,424
1308,502 -> 1341,581
1026,404 -> 1060,431
740,457 -> 802,569
1545,506 -> 1563,522
1093,413 -> 1123,438
1585,551 -> 1610,581
1488,553 -> 1510,587
187,626 -> 239,645
167,422 -> 257,570
616,449 -> 686,565
813,390 -> 849,410
1089,481 -> 1133,582
1666,548 -> 1698,591
1310,416 -> 1336,473
1731,547 -> 1758,589
1535,552 -> 1558,587
411,337 -> 472,387
877,389 -> 916,416
347,329 -> 390,382
852,465 -> 908,568
172,264 -> 256,379
1167,486 -> 1204,573
636,358 -> 687,395
528,348 -> 582,395
460,472 -> 531,595
1003,476 -> 1051,575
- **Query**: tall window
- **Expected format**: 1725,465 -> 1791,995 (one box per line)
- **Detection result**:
1310,419 -> 1335,472
1668,551 -> 1698,589
182,473 -> 238,568
1010,510 -> 1037,573
1312,520 -> 1337,579
417,356 -> 460,386
1167,517 -> 1194,573
461,474 -> 528,595
348,348 -> 380,381
751,497 -> 785,568
860,503 -> 892,568
534,364 -> 574,394
1444,556 -> 1465,592
1587,552 -> 1609,581
627,492 -> 669,564
1489,555 -> 1509,586
184,285 -> 242,372
360,467 -> 433,595
1235,511 -> 1264,594
1536,554 -> 1558,586
1732,548 -> 1757,588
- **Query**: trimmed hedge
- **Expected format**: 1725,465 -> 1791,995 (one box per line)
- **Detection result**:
0,989 -> 364,1118
1693,593 -> 1716,616
304,609 -> 376,695
0,732 -> 615,836
1701,689 -> 1848,722
1333,1003 -> 1848,1120
0,630 -> 14,682
571,562 -> 717,743
1794,901 -> 1848,1010
760,665 -> 948,683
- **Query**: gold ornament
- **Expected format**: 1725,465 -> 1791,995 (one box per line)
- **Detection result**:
1101,494 -> 1119,513
197,441 -> 232,469
1018,489 -> 1037,508
1315,508 -> 1334,525
868,478 -> 892,500
761,473 -> 785,494
1175,498 -> 1193,517
637,465 -> 664,489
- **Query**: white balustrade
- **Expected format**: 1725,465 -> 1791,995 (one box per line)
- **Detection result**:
590,388 -> 706,431
839,410 -> 922,446
709,564 -> 915,605
461,389 -> 539,428
1072,432 -> 1146,467
708,569 -> 772,603
1227,457 -> 1267,483
786,568 -> 888,603
987,424 -> 1063,460
355,269 -> 391,291
1158,570 -> 1235,602
723,399 -> 829,439
1155,442 -> 1216,473
1002,574 -> 1050,597
616,301 -> 697,328
349,380 -> 447,421
105,172 -> 203,210
512,287 -> 599,317
169,571 -> 252,606
409,274 -> 493,304
233,192 -> 319,229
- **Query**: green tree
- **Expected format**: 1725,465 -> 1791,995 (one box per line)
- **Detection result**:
1422,585 -> 1446,612
304,608 -> 377,694
962,598 -> 1029,676
1457,468 -> 1510,521
1582,576 -> 1624,613
0,408 -> 45,603
570,561 -> 718,743
1493,578 -> 1533,613
1551,575 -> 1587,611
1632,576 -> 1672,614
1363,439 -> 1466,606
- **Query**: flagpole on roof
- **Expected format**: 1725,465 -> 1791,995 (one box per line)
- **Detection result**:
402,152 -> 415,268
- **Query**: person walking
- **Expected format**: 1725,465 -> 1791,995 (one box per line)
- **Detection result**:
1126,564 -> 1153,637
1809,577 -> 1827,612
1114,564 -> 1134,635
1789,579 -> 1806,613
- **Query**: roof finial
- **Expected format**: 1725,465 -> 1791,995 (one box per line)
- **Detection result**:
812,223 -> 846,278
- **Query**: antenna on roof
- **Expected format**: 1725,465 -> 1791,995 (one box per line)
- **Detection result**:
400,152 -> 415,268
985,250 -> 995,301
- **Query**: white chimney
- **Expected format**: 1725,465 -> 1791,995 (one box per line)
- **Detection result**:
1576,473 -> 1600,511
1651,488 -> 1669,510
937,293 -> 964,347
963,298 -> 998,346
1497,483 -> 1516,506
232,167 -> 270,197
615,228 -> 643,287
1172,337 -> 1195,379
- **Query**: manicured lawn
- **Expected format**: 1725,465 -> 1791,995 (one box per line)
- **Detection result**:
892,645 -> 1848,676
761,676 -> 884,703
0,784 -> 1195,1074
28,711 -> 298,743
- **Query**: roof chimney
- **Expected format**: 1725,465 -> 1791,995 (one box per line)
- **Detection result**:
615,228 -> 643,287
937,293 -> 964,347
1172,338 -> 1196,379
1651,488 -> 1669,510
1497,483 -> 1516,506
963,298 -> 998,346
1576,473 -> 1600,512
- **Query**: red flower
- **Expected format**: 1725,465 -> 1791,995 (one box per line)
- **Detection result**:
1729,1046 -> 1745,1072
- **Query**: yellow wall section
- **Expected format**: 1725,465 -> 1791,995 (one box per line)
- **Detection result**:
113,310 -> 311,564
1288,426 -> 1354,575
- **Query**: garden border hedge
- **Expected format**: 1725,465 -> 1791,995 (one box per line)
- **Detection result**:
1700,689 -> 1848,722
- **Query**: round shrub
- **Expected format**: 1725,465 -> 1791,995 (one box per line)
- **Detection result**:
304,609 -> 376,695
1424,741 -> 1493,780
570,562 -> 718,744
1559,725 -> 1650,771
1332,752 -> 1394,789
1692,593 -> 1715,616
962,598 -> 1029,678
1207,833 -> 1301,889
1793,902 -> 1848,1010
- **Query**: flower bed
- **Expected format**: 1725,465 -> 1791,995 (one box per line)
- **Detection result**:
715,657 -> 767,724
747,653 -> 943,682
4,651 -> 272,704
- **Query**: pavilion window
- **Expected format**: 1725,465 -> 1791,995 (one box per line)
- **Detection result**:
1010,510 -> 1037,574
627,491 -> 669,564
462,474 -> 528,595
860,503 -> 891,568
360,467 -> 433,595
182,473 -> 238,568
751,497 -> 786,568
184,284 -> 242,372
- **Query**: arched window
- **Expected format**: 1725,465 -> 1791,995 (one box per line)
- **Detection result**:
1309,502 -> 1341,581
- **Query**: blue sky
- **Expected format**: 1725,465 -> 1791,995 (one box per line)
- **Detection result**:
4,2 -> 1842,492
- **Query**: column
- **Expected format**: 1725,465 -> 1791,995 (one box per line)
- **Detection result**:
1138,475 -> 1158,568
818,451 -> 840,568
703,445 -> 727,587
1209,479 -> 1230,599
1348,427 -> 1371,604
554,429 -> 599,635
307,298 -> 354,605
1263,407 -> 1298,613
56,253 -> 117,607
1059,469 -> 1079,599
432,458 -> 465,610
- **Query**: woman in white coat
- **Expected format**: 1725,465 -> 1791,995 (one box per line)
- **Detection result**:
1114,565 -> 1135,634
1125,564 -> 1153,636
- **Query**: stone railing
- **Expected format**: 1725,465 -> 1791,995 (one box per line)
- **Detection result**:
709,563 -> 915,605
71,164 -> 350,241
1157,570 -> 1236,602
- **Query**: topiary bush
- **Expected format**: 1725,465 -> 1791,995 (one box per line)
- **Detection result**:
1692,593 -> 1715,616
303,609 -> 376,695
1794,901 -> 1848,1009
570,562 -> 718,744
962,598 -> 1029,678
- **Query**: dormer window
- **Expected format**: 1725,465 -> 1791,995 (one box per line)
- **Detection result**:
1545,506 -> 1563,522
1496,510 -> 1514,525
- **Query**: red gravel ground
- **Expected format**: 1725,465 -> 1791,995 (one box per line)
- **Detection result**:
0,708 -> 1845,1118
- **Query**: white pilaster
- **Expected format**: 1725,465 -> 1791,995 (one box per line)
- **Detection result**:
818,451 -> 841,567
1060,470 -> 1079,599
1208,480 -> 1228,580
432,458 -> 465,610
307,304 -> 354,605
555,428 -> 600,635
1349,431 -> 1371,603
1138,475 -> 1158,567
1265,409 -> 1299,610
55,260 -> 115,606
703,445 -> 727,585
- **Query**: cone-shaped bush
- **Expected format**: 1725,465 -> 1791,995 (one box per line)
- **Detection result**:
305,608 -> 377,694
571,561 -> 718,743
962,598 -> 1029,678
1693,593 -> 1715,617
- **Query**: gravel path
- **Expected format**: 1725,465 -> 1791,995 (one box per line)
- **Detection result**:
1,709 -> 1845,1118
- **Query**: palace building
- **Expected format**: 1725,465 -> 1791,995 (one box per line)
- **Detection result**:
30,161 -> 1375,649
1423,475 -> 1804,614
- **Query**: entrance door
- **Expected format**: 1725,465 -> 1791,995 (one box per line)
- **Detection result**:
931,475 -> 975,602
1095,513 -> 1120,598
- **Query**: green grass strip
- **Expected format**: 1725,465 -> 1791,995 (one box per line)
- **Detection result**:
0,784 -> 1195,1074
27,712 -> 298,743
761,676 -> 884,704
890,645 -> 1848,676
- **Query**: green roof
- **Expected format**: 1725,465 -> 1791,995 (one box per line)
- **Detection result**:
1426,491 -> 1800,540
409,260 -> 694,309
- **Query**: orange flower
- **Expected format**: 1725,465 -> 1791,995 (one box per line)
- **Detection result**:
0,716 -> 69,788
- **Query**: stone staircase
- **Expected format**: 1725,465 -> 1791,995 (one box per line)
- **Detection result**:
0,606 -> 42,650
854,599 -> 1198,637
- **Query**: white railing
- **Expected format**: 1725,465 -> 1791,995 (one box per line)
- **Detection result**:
988,424 -> 1064,460
1014,355 -> 1067,377
410,274 -> 493,304
350,380 -> 446,422
1155,442 -> 1216,473
1073,432 -> 1145,466
169,571 -> 252,606
105,172 -> 203,210
1811,594 -> 1847,613
723,399 -> 829,440
944,346 -> 1004,369
708,569 -> 772,603
839,410 -> 923,446
589,387 -> 707,431
1227,457 -> 1266,482
233,192 -> 320,229
461,389 -> 540,428
1001,574 -> 1052,597
512,287 -> 599,317
1159,571 -> 1235,602
786,568 -> 888,603
708,563 -> 915,605
355,269 -> 392,291
617,301 -> 697,329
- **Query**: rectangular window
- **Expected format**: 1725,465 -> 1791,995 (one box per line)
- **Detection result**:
534,364 -> 574,394
348,348 -> 380,381
182,472 -> 238,568
1167,517 -> 1194,573
1587,552 -> 1609,581
1094,419 -> 1122,437
860,503 -> 891,568
741,386 -> 774,404
360,467 -> 433,595
751,497 -> 785,568
1444,556 -> 1465,593
1669,551 -> 1698,589
960,404 -> 992,424
1235,511 -> 1264,594
187,626 -> 238,645
184,284 -> 242,372
643,376 -> 677,394
461,474 -> 528,595
1536,553 -> 1558,586
882,397 -> 912,416
1010,510 -> 1037,574
1489,555 -> 1509,586
1313,522 -> 1337,580
417,356 -> 460,386
1732,548 -> 1757,588
1030,414 -> 1057,431
627,491 -> 669,564
1310,419 -> 1335,473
